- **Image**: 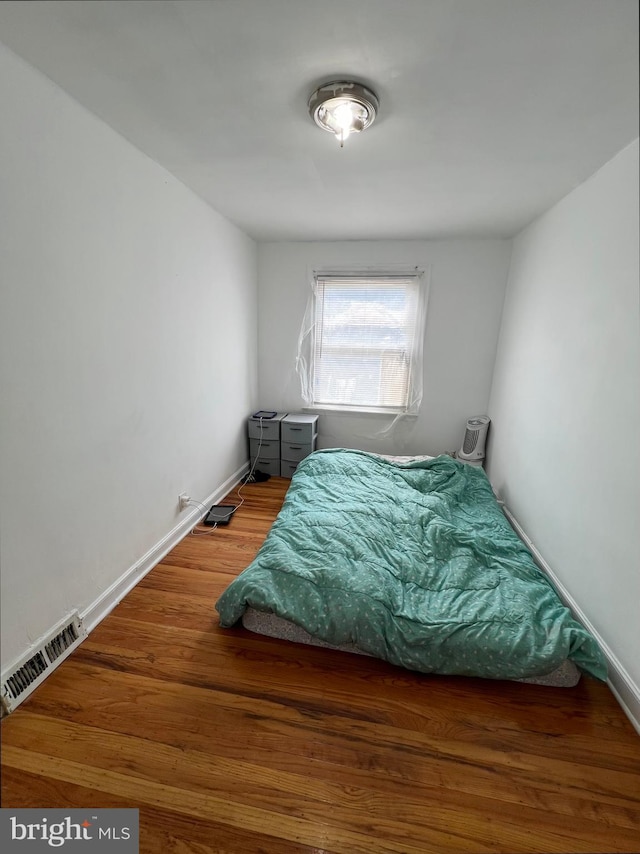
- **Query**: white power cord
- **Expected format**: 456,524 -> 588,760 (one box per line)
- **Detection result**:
189,416 -> 266,536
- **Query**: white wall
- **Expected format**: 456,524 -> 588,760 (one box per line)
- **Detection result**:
487,141 -> 639,702
0,43 -> 257,671
258,240 -> 511,455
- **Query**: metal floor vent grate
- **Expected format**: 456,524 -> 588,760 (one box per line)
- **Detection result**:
45,621 -> 80,662
1,613 -> 87,714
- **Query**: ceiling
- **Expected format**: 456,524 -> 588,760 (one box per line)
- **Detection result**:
0,0 -> 637,242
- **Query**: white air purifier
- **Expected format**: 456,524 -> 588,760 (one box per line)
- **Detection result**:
457,416 -> 490,463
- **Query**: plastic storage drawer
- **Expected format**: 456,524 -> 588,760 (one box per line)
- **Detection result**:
248,413 -> 286,441
249,438 -> 279,459
280,460 -> 299,478
251,457 -> 281,476
281,439 -> 316,462
281,414 -> 318,443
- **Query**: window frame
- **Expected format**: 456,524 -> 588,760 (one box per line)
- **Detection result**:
301,271 -> 427,416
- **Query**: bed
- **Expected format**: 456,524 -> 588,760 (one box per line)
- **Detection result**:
215,449 -> 607,685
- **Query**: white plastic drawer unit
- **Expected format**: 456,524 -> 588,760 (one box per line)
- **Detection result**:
249,438 -> 279,460
246,412 -> 319,479
281,414 -> 319,444
280,413 -> 318,477
247,412 -> 287,441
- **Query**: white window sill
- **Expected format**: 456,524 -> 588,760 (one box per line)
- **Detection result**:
303,405 -> 416,417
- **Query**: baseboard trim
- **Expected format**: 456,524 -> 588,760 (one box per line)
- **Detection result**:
81,462 -> 249,634
503,506 -> 640,736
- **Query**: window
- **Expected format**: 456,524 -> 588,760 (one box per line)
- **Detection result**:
297,273 -> 427,414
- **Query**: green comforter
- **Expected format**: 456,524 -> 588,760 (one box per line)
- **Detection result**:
216,450 -> 606,680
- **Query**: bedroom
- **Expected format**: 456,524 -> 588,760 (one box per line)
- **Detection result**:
0,1 -> 638,851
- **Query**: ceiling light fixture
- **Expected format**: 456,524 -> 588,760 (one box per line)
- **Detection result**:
308,81 -> 379,148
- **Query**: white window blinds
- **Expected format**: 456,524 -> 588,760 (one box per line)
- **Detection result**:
298,273 -> 426,414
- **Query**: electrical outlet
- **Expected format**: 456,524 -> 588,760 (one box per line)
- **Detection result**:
178,493 -> 190,511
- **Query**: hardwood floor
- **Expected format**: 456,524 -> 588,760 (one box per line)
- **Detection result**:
2,477 -> 639,853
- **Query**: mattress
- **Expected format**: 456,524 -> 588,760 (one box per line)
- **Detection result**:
217,449 -> 606,684
241,607 -> 581,687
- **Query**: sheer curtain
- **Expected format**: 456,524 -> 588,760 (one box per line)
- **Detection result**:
297,271 -> 428,416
